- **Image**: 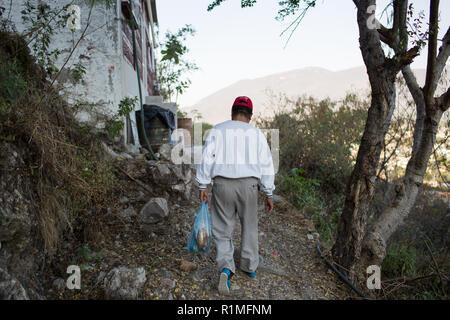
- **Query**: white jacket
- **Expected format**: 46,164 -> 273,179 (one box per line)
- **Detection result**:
195,120 -> 275,197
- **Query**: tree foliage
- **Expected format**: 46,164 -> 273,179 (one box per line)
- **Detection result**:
256,93 -> 368,193
157,25 -> 198,102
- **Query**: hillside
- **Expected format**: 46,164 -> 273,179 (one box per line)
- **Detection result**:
185,67 -> 427,125
0,30 -> 347,300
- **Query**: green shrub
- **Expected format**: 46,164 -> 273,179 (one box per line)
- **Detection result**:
104,96 -> 138,138
256,94 -> 367,193
0,60 -> 27,113
382,243 -> 417,278
277,168 -> 322,209
257,94 -> 367,244
310,195 -> 343,246
277,168 -> 341,245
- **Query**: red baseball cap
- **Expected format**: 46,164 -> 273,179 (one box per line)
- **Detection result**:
232,96 -> 253,114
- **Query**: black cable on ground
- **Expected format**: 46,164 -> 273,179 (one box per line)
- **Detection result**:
316,243 -> 367,299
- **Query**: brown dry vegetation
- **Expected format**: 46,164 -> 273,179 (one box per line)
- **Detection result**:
0,30 -> 116,256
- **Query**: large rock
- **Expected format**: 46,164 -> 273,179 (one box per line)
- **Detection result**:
103,266 -> 146,299
152,163 -> 174,185
0,143 -> 44,299
0,268 -> 29,300
138,198 -> 169,224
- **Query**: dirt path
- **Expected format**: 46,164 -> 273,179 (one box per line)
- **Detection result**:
49,183 -> 347,300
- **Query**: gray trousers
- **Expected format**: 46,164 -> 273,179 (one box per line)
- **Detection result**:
210,176 -> 259,274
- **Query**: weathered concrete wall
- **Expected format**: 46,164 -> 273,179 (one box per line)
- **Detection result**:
4,0 -> 158,149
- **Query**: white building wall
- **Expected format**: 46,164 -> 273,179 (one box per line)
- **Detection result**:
4,0 -> 157,150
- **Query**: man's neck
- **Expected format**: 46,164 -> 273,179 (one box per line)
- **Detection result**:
231,115 -> 250,123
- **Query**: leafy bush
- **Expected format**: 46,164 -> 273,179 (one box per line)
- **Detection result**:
276,168 -> 342,245
382,244 -> 417,278
256,93 -> 368,193
256,93 -> 367,244
277,168 -> 322,209
0,61 -> 28,113
104,96 -> 138,139
157,25 -> 198,102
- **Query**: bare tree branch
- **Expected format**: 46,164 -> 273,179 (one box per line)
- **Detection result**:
402,65 -> 425,109
436,86 -> 450,111
378,23 -> 393,46
423,0 -> 440,104
434,26 -> 450,91
378,0 -> 408,51
432,136 -> 449,188
393,45 -> 420,69
394,0 -> 408,52
48,3 -> 94,89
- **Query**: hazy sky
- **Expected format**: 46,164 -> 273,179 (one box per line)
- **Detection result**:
156,0 -> 450,108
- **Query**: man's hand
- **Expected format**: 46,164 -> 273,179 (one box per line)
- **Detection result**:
265,197 -> 274,214
199,190 -> 210,204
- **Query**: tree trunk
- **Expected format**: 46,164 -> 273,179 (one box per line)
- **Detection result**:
332,0 -> 401,278
361,104 -> 444,266
360,1 -> 449,268
333,0 -> 449,278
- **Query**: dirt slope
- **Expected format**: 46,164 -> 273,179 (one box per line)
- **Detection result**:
47,158 -> 347,300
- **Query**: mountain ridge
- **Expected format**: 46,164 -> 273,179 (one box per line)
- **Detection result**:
184,66 -> 427,125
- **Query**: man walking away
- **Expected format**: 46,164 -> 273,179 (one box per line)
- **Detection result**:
195,96 -> 275,295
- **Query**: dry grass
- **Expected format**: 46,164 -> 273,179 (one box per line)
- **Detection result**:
0,30 -> 116,256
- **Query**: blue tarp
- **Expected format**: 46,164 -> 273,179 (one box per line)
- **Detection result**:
135,104 -> 176,129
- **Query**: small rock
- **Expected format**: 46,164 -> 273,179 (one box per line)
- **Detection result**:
161,278 -> 175,289
82,264 -> 95,272
180,260 -> 197,272
96,271 -> 106,283
118,153 -> 133,160
158,144 -> 172,161
307,234 -> 314,241
172,184 -> 185,193
136,191 -> 146,201
52,278 -> 66,291
103,266 -> 146,299
134,153 -> 146,161
152,164 -> 173,185
0,269 -> 29,300
117,206 -> 137,221
119,196 -> 129,204
138,198 -> 169,224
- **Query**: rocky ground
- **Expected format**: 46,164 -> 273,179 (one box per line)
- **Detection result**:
40,147 -> 348,300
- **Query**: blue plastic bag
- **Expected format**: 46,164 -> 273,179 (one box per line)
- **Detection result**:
186,201 -> 212,253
